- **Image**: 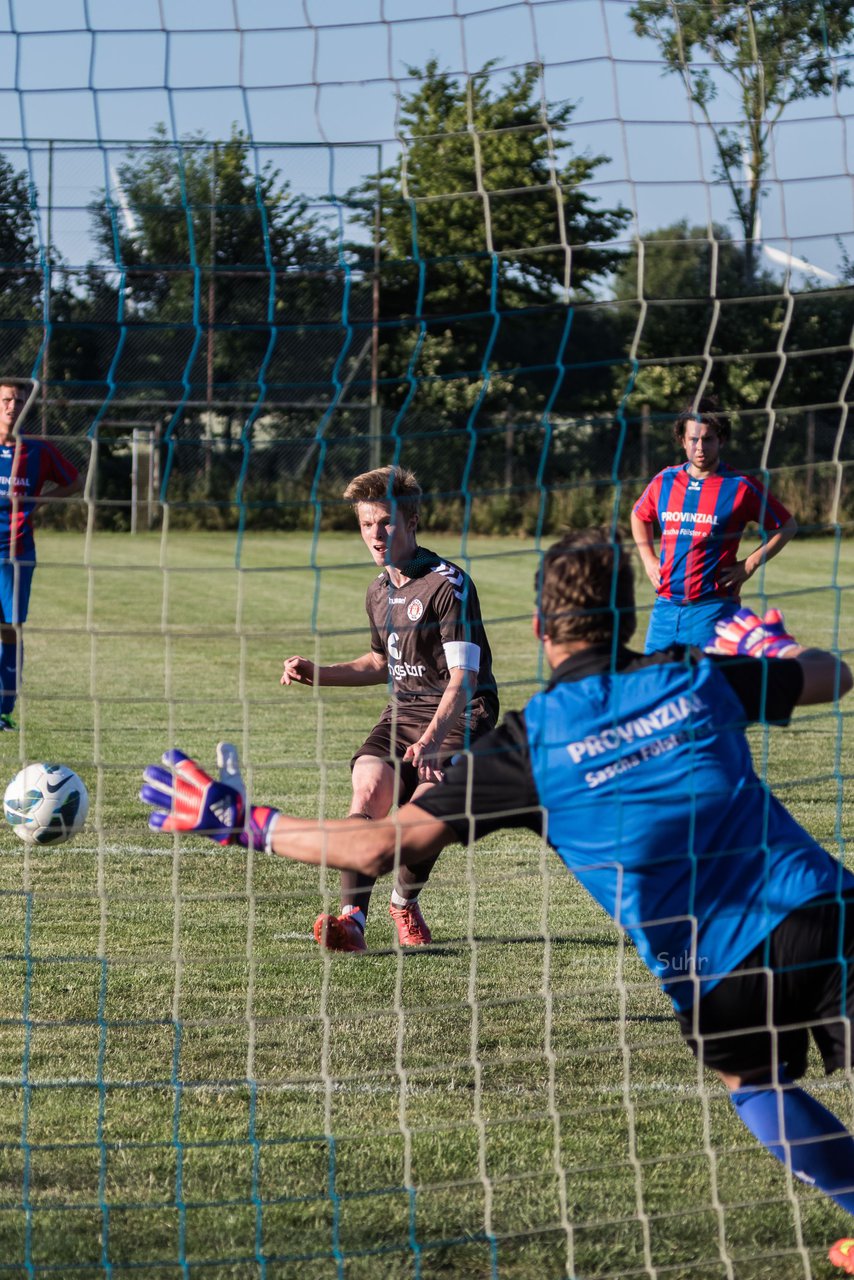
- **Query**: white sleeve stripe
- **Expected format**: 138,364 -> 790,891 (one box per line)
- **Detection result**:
443,640 -> 480,671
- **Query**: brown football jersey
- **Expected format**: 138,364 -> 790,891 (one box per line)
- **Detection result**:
365,546 -> 499,724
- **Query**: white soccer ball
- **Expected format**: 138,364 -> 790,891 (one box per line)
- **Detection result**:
3,763 -> 89,846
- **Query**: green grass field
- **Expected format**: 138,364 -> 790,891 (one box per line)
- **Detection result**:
0,529 -> 851,1279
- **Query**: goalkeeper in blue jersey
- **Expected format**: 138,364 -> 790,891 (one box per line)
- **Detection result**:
142,528 -> 854,1272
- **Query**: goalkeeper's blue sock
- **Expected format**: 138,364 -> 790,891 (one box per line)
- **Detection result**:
731,1077 -> 854,1214
0,638 -> 18,715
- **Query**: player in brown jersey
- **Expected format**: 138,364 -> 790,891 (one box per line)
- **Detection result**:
280,465 -> 499,952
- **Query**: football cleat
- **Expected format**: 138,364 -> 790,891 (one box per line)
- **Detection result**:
313,912 -> 367,953
0,713 -> 16,731
830,1239 -> 854,1273
389,899 -> 432,946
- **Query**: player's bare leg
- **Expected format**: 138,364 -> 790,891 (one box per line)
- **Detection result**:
385,777 -> 438,946
314,756 -> 395,953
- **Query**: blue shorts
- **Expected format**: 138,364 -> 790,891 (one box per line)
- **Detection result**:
0,561 -> 35,625
644,595 -> 741,654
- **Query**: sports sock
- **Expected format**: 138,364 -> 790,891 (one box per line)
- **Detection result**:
339,906 -> 366,932
391,889 -> 417,909
339,815 -> 376,919
0,638 -> 18,716
731,1077 -> 854,1214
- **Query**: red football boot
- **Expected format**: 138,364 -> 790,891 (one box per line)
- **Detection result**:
389,900 -> 432,946
313,912 -> 367,953
829,1238 -> 854,1274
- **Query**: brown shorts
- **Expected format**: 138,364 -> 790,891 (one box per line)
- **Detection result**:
352,705 -> 495,806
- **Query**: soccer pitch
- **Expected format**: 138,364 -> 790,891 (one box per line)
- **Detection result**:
0,529 -> 851,1279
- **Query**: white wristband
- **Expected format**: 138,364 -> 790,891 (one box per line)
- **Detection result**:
264,815 -> 278,855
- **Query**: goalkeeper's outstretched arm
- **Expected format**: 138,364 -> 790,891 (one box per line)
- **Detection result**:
144,614 -> 850,879
140,747 -> 453,875
265,805 -> 451,877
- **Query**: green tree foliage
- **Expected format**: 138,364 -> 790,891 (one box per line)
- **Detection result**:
56,126 -> 342,523
613,220 -> 783,416
87,124 -> 336,402
629,0 -> 854,283
0,153 -> 43,373
347,60 -> 631,469
611,221 -> 854,520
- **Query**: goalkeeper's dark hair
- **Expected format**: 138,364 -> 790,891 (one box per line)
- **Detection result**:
674,394 -> 730,443
343,465 -> 422,517
536,527 -> 636,647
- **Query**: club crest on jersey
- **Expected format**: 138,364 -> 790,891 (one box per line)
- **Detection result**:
407,599 -> 424,621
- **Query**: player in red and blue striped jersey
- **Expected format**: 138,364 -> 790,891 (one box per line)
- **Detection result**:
631,398 -> 797,654
0,383 -> 83,729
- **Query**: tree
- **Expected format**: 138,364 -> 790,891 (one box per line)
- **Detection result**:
629,1 -> 854,284
0,153 -> 43,373
88,124 -> 336,405
612,220 -> 784,416
347,59 -> 631,468
610,221 -> 854,521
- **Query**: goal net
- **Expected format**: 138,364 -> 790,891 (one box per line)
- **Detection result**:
0,2 -> 851,1277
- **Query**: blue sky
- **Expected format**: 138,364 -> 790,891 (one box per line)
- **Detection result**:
1,0 -> 852,280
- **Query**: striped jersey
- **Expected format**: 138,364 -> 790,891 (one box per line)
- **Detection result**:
633,463 -> 791,603
0,435 -> 79,560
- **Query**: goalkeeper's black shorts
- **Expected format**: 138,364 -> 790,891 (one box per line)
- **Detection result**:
674,891 -> 854,1079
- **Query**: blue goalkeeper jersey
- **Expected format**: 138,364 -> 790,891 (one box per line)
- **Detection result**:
416,646 -> 852,1010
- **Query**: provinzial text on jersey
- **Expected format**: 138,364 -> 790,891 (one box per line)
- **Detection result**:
661,510 -> 719,527
584,731 -> 689,790
566,692 -> 706,764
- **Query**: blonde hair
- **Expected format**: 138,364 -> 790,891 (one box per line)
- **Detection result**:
343,465 -> 422,517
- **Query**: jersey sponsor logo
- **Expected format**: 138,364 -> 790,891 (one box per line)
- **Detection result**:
387,633 -> 426,678
388,596 -> 405,604
584,730 -> 689,789
661,509 -> 718,538
407,599 -> 423,621
661,510 -> 718,525
388,660 -> 427,680
566,692 -> 706,765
